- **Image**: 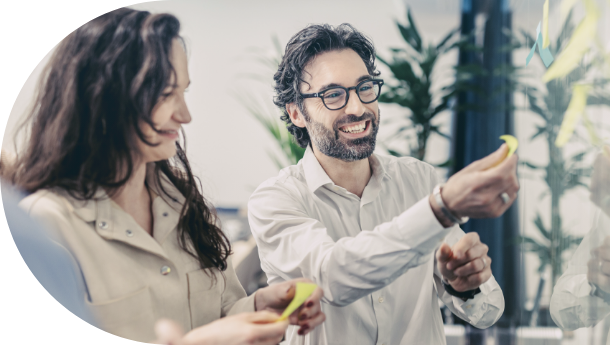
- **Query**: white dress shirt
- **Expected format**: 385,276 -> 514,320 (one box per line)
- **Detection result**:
248,147 -> 504,345
550,208 -> 610,332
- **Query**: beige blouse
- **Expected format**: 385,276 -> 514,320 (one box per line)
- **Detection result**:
19,170 -> 255,343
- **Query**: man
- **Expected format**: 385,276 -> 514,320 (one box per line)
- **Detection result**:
550,149 -> 610,333
248,24 -> 519,345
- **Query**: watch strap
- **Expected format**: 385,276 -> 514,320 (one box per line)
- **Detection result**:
590,282 -> 610,304
433,184 -> 469,225
442,279 -> 481,301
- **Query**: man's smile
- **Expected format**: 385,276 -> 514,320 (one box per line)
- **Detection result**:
337,120 -> 372,139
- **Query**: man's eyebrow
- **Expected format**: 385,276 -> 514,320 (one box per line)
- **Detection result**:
317,75 -> 373,92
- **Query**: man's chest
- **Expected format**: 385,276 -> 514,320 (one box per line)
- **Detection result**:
305,184 -> 423,241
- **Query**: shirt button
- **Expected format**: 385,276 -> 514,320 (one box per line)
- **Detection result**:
98,221 -> 108,229
378,297 -> 384,303
163,212 -> 168,217
160,266 -> 171,275
125,229 -> 133,237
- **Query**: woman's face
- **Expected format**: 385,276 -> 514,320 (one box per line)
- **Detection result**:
138,39 -> 192,163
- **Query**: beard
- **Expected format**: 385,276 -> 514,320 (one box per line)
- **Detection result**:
304,108 -> 380,162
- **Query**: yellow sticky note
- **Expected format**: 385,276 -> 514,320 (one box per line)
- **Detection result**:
277,282 -> 317,321
542,0 -> 550,48
560,0 -> 579,16
555,84 -> 591,147
500,135 -> 519,158
489,135 -> 519,169
543,0 -> 599,82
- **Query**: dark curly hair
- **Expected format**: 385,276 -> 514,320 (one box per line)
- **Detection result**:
273,23 -> 380,148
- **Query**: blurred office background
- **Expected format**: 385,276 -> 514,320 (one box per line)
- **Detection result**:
4,0 -> 610,344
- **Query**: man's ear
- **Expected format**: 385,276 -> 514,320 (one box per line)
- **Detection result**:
286,103 -> 306,128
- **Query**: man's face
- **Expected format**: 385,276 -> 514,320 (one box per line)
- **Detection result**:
296,49 -> 380,162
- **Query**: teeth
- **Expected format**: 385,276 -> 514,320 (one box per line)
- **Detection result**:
340,122 -> 366,133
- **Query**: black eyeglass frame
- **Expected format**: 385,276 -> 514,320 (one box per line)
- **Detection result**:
300,78 -> 384,111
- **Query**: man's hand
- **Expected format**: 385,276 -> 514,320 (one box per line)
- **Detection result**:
254,278 -> 325,336
588,236 -> 610,293
590,147 -> 610,217
433,144 -> 519,222
154,312 -> 289,345
436,232 -> 492,292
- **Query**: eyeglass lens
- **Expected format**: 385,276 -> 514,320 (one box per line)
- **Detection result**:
322,81 -> 380,110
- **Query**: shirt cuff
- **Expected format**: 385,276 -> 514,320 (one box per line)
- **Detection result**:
395,196 -> 451,254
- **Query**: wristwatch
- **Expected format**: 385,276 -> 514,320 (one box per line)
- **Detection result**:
433,184 -> 469,225
589,282 -> 610,304
442,279 -> 481,301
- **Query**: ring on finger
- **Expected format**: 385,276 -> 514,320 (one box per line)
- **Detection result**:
500,192 -> 510,204
482,257 -> 488,269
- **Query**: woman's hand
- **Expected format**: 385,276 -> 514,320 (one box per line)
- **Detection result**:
154,311 -> 288,345
254,278 -> 325,336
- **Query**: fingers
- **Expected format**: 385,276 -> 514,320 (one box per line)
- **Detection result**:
436,243 -> 453,264
465,144 -> 509,172
252,319 -> 289,338
450,233 -> 481,262
588,256 -> 610,276
154,319 -> 184,345
592,246 -> 610,262
247,310 -> 281,324
298,311 -> 326,336
466,268 -> 492,288
300,287 -> 323,321
453,256 -> 491,277
587,266 -> 610,291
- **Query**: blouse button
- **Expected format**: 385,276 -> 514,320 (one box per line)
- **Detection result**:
160,266 -> 171,275
378,297 -> 384,303
125,229 -> 133,237
98,221 -> 108,230
163,212 -> 168,217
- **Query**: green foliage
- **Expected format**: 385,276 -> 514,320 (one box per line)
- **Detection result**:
518,11 -> 610,284
237,36 -> 305,169
377,8 -> 459,163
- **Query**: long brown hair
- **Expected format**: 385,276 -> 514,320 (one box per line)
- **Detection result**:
10,8 -> 231,273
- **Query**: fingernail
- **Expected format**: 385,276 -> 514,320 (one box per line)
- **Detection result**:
300,313 -> 307,320
298,329 -> 304,336
302,325 -> 309,331
306,301 -> 314,308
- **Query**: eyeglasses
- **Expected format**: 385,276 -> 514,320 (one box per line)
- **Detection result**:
300,79 -> 384,111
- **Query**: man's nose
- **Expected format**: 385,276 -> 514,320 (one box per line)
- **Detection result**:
343,89 -> 366,116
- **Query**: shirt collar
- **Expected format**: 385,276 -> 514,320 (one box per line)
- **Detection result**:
302,146 -> 334,193
67,163 -> 186,222
301,145 -> 391,194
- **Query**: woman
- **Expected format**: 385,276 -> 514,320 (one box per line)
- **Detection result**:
11,8 -> 324,344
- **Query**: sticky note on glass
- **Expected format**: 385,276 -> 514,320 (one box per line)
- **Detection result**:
555,84 -> 590,147
543,0 -> 599,82
526,22 -> 554,67
542,0 -> 550,48
277,282 -> 317,322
